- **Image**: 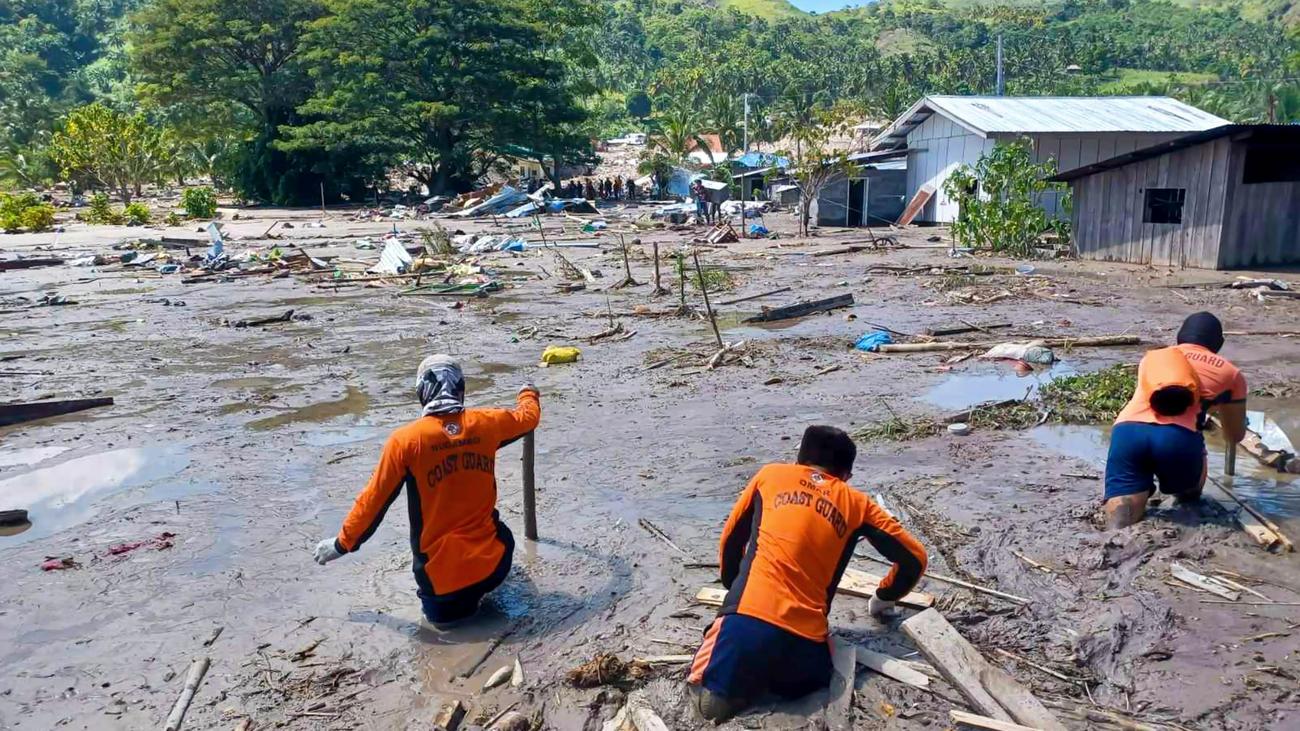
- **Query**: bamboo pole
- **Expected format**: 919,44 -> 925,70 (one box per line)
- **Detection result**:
692,250 -> 724,349
1210,477 -> 1293,552
164,657 -> 210,731
876,335 -> 1139,354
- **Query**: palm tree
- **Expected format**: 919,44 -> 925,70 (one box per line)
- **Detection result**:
703,93 -> 743,158
651,102 -> 708,164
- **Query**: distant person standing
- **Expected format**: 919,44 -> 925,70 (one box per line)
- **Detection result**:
626,178 -> 637,201
584,179 -> 596,200
693,180 -> 707,223
613,175 -> 624,200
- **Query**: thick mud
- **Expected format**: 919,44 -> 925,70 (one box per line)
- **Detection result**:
2,205 -> 1299,729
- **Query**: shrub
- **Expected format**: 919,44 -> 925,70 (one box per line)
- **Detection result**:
85,193 -> 124,225
943,140 -> 1072,258
181,187 -> 218,219
123,202 -> 152,226
164,211 -> 182,226
0,193 -> 56,232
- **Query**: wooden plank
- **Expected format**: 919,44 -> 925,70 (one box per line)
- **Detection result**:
950,709 -> 1044,731
694,567 -> 935,610
1208,477 -> 1295,552
856,647 -> 930,689
924,323 -> 1012,337
902,609 -> 1065,731
825,637 -> 855,730
1202,481 -> 1284,551
433,699 -> 466,731
743,293 -> 854,323
0,258 -> 64,271
1170,563 -> 1240,601
896,185 -> 934,226
0,398 -> 114,428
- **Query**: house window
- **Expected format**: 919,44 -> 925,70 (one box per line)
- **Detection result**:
1143,188 -> 1185,224
1243,144 -> 1300,184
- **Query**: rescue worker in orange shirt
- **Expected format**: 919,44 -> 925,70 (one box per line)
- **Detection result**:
1104,312 -> 1247,529
687,426 -> 928,722
313,355 -> 541,626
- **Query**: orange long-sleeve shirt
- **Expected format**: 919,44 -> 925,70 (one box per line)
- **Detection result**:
717,463 -> 927,642
336,389 -> 540,596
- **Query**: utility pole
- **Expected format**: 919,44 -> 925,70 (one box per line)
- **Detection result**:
743,93 -> 752,152
995,35 -> 1005,96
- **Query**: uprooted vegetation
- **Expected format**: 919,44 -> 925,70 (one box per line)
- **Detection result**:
857,364 -> 1137,442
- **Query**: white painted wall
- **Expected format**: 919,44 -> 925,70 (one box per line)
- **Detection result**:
904,111 -> 1194,223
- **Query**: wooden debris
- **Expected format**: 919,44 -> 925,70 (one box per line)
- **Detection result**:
855,647 -> 931,689
566,653 -> 651,688
877,335 -> 1139,354
896,185 -> 934,227
925,323 -> 1012,337
1208,477 -> 1294,552
1011,550 -> 1054,574
825,637 -> 855,730
202,626 -> 224,648
696,567 -> 934,610
634,655 -> 693,665
705,339 -> 745,369
1170,563 -> 1240,601
433,699 -> 466,731
0,257 -> 64,271
1210,574 -> 1271,602
0,397 -> 114,428
902,609 -> 1065,731
483,664 -> 512,690
715,287 -> 792,306
860,555 -> 1031,605
949,709 -> 1044,731
638,518 -> 688,556
510,657 -> 525,687
744,293 -> 854,323
0,509 -> 30,526
232,309 -> 295,328
163,657 -> 210,731
993,648 -> 1076,683
1242,631 -> 1290,642
811,244 -> 871,257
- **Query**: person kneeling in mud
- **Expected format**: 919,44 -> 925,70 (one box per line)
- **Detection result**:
313,355 -> 540,627
1104,312 -> 1247,529
687,426 -> 928,722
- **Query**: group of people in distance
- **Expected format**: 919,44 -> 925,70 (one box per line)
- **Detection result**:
541,175 -> 639,201
311,310 -> 1247,722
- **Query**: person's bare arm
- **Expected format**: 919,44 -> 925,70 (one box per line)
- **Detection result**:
1215,400 -> 1248,444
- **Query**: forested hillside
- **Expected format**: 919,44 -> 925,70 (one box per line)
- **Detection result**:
2,0 -> 1297,204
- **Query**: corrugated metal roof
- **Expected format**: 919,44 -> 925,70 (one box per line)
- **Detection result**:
872,95 -> 1230,149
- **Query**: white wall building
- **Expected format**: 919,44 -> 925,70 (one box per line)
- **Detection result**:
870,96 -> 1229,224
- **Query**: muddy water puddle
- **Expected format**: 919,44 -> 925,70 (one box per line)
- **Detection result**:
1032,424 -> 1300,532
247,385 -> 371,431
0,445 -> 194,544
922,363 -> 1076,411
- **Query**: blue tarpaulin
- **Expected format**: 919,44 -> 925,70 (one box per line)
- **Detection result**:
734,151 -> 790,169
853,330 -> 894,352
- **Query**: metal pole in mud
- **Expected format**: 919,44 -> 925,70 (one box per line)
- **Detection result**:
1225,442 -> 1237,477
523,431 -> 538,540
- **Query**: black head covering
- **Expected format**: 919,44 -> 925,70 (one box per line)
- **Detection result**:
1176,311 -> 1225,353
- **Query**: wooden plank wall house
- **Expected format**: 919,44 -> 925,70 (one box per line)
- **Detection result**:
1053,125 -> 1300,270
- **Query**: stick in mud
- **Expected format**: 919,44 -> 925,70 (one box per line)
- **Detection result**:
692,250 -> 724,349
523,431 -> 538,541
650,241 -> 670,296
164,656 -> 210,731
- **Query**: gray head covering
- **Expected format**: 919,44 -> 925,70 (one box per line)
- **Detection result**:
416,354 -> 465,416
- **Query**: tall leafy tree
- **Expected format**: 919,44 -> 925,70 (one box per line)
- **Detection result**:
284,0 -> 593,195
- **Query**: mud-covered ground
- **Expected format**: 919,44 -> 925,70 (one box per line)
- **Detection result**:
2,201 -> 1299,730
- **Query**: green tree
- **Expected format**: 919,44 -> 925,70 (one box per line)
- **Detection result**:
284,0 -> 592,195
49,102 -> 168,201
703,92 -> 743,159
650,101 -> 708,163
942,140 -> 1071,258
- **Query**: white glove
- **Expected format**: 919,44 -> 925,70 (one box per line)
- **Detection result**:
314,537 -> 343,565
868,595 -> 895,617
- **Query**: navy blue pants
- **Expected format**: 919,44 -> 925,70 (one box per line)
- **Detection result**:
689,613 -> 833,702
1105,422 -> 1205,500
418,523 -> 514,624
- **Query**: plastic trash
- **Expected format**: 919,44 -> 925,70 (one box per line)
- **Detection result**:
582,221 -> 608,232
541,345 -> 581,365
749,224 -> 770,236
948,423 -> 972,436
355,238 -> 377,250
499,238 -> 526,253
1015,264 -> 1036,276
981,342 -> 1056,365
853,330 -> 894,352
156,264 -> 181,274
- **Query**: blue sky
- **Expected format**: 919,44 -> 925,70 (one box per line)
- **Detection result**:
789,0 -> 869,11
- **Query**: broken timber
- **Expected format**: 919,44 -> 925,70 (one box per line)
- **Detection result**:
902,609 -> 1065,731
744,294 -> 854,323
924,323 -> 1012,337
856,647 -> 930,689
1170,563 -> 1240,601
715,287 -> 792,306
0,258 -> 64,271
0,398 -> 114,428
696,567 -> 934,610
1206,477 -> 1294,552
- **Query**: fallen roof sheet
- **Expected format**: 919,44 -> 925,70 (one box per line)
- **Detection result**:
872,95 -> 1229,149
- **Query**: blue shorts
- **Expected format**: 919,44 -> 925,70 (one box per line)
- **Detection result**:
688,613 -> 832,702
1104,421 -> 1205,500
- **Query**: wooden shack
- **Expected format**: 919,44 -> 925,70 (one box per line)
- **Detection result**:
1052,125 -> 1300,269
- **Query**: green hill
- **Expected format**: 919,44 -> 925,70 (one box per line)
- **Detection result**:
718,0 -> 808,19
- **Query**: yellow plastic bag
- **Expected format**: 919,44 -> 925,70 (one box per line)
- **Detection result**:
541,345 -> 581,366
